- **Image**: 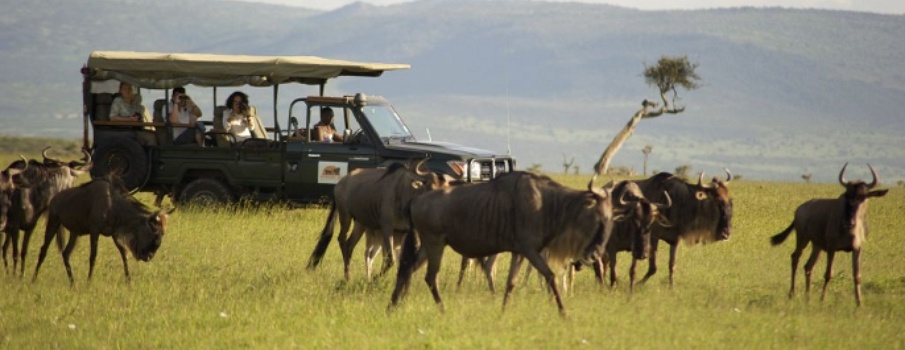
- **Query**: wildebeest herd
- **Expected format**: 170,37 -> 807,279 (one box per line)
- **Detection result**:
1,150 -> 890,313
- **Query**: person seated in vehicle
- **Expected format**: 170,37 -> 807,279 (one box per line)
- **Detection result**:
110,82 -> 151,125
311,107 -> 343,143
169,86 -> 205,146
222,91 -> 256,143
109,81 -> 157,145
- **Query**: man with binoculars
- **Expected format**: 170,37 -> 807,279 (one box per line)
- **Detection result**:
169,86 -> 205,146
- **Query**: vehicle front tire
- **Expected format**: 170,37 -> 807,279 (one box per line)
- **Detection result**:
178,178 -> 235,206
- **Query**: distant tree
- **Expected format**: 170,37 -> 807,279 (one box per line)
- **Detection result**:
802,173 -> 812,183
733,174 -> 743,181
674,164 -> 692,180
608,166 -> 635,177
592,56 -> 700,184
526,163 -> 543,173
573,165 -> 580,175
641,144 -> 653,176
562,154 -> 575,175
896,180 -> 905,188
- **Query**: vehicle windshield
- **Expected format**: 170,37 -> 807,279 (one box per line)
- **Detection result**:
360,104 -> 415,142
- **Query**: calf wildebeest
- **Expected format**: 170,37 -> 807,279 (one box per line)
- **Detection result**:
306,160 -> 448,280
390,171 -> 620,315
2,147 -> 92,275
32,177 -> 173,285
634,169 -> 734,286
770,163 -> 887,306
596,180 -> 672,292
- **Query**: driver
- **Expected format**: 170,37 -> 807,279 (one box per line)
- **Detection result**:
311,107 -> 343,143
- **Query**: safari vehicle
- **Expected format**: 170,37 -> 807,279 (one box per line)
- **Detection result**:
81,51 -> 514,204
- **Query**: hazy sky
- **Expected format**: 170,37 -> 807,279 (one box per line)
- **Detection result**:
243,0 -> 903,14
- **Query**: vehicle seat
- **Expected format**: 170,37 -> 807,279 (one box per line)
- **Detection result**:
248,106 -> 269,140
92,93 -> 114,122
210,106 -> 235,148
153,99 -> 170,146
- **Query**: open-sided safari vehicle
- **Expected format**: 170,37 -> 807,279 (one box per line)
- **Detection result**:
81,51 -> 514,205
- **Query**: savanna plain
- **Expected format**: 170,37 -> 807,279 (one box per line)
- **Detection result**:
1,151 -> 903,349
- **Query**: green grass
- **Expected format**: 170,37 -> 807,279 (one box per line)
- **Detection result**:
1,171 -> 904,348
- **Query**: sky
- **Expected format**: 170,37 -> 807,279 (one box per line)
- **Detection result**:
243,0 -> 904,14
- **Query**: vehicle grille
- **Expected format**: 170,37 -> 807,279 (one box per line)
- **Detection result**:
473,159 -> 512,182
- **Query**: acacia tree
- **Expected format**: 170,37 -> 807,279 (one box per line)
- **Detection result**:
562,154 -> 575,174
591,56 -> 701,182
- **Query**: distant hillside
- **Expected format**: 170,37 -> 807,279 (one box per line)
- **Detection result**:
1,0 -> 904,182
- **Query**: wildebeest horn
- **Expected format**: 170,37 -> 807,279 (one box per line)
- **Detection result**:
42,146 -> 65,164
657,191 -> 672,210
867,163 -> 878,189
723,167 -> 733,184
618,189 -> 634,206
838,162 -> 849,186
81,148 -> 92,164
697,171 -> 713,189
414,158 -> 430,176
587,173 -> 599,192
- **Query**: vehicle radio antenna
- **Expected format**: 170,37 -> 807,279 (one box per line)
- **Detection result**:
426,127 -> 432,142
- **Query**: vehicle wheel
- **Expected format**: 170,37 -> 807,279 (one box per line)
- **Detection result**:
92,136 -> 149,191
178,178 -> 235,206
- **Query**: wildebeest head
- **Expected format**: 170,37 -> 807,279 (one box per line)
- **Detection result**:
838,163 -> 888,230
126,208 -> 174,262
576,177 -> 619,264
693,168 -> 733,241
617,182 -> 672,260
42,146 -> 93,176
0,160 -> 27,231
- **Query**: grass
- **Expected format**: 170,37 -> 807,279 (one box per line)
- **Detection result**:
1,168 -> 904,348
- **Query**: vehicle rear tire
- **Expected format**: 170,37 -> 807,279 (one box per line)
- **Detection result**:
178,178 -> 235,206
91,136 -> 149,191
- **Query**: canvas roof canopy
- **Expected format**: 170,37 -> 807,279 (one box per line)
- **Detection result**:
86,51 -> 410,89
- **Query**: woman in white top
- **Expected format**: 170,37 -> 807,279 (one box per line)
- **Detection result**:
223,91 -> 255,143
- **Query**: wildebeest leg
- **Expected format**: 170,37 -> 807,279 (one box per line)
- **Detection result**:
87,233 -> 100,282
364,229 -> 384,281
8,231 -> 20,275
61,231 -> 79,286
502,254 -> 525,311
113,239 -> 132,282
820,250 -> 836,302
456,257 -> 470,291
2,234 -> 9,272
522,251 -> 566,316
802,248 -> 821,300
18,228 -> 37,276
667,243 -> 678,288
593,256 -> 606,286
340,222 -> 365,281
381,227 -> 397,277
422,237 -> 447,313
607,253 -> 619,287
851,249 -> 862,307
629,257 -> 639,294
789,244 -> 804,299
390,231 -> 422,308
32,216 -> 62,282
641,238 -> 659,283
481,255 -> 497,293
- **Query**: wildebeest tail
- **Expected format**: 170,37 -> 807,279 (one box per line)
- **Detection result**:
306,201 -> 337,269
770,221 -> 795,246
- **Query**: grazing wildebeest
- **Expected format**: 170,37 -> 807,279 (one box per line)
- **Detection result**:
306,160 -> 448,280
770,163 -> 887,306
390,171 -> 619,315
32,177 -> 173,285
0,159 -> 27,233
2,147 -> 92,275
595,180 -> 672,292
633,169 -> 734,286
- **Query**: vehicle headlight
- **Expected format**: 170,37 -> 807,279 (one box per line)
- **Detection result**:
447,160 -> 465,177
468,160 -> 482,181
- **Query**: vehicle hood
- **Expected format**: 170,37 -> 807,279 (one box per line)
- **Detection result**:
384,141 -> 508,159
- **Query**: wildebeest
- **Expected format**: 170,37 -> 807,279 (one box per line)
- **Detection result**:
770,163 -> 887,306
595,181 -> 672,292
32,177 -> 172,285
2,147 -> 92,275
633,169 -> 734,286
389,171 -> 619,315
0,159 -> 27,233
306,160 -> 448,280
